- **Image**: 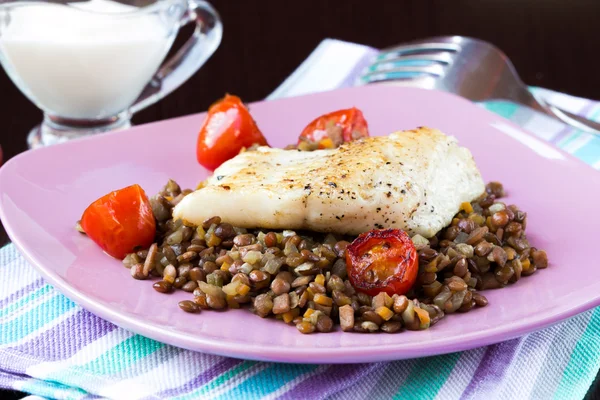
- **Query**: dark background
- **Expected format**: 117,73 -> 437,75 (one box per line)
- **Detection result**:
1,0 -> 599,398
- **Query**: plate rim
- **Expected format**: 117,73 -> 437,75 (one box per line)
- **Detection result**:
2,85 -> 599,363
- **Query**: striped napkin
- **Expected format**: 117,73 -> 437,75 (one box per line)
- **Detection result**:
2,39 -> 600,400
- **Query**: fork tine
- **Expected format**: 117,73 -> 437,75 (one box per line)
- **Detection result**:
360,72 -> 432,85
375,52 -> 453,64
371,53 -> 454,68
362,64 -> 445,81
378,43 -> 461,61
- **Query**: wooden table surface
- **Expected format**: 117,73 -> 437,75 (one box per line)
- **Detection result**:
1,0 -> 599,398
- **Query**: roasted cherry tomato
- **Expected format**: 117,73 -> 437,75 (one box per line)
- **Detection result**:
346,229 -> 418,296
196,94 -> 268,170
298,107 -> 369,149
81,184 -> 156,259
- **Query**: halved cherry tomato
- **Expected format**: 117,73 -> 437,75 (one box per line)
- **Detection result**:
81,184 -> 156,259
346,229 -> 418,296
298,107 -> 369,149
196,94 -> 268,170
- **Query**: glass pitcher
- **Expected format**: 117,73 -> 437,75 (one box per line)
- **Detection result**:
0,0 -> 222,148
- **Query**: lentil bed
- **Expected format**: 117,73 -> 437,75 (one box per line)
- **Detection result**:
121,180 -> 548,334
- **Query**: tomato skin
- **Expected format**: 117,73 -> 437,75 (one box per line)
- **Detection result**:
196,94 -> 268,171
346,229 -> 418,296
81,184 -> 156,259
298,107 -> 369,148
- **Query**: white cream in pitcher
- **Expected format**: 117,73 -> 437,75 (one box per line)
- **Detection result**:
0,0 -> 176,119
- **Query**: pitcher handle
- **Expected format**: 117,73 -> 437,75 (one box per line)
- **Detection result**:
129,0 -> 222,115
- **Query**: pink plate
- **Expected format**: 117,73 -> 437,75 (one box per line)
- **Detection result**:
1,86 -> 599,363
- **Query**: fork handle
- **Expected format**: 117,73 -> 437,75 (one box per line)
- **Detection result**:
516,89 -> 600,135
545,105 -> 600,134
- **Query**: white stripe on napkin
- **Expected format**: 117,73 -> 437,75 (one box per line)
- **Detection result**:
435,349 -> 486,399
562,133 -> 594,154
490,122 -> 565,160
98,351 -> 223,400
267,39 -> 374,100
533,87 -> 595,113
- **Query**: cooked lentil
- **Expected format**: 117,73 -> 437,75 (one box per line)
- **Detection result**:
119,180 -> 547,334
179,300 -> 200,313
130,263 -> 146,280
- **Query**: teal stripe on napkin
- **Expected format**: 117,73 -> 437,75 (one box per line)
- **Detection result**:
393,352 -> 461,399
555,308 -> 600,400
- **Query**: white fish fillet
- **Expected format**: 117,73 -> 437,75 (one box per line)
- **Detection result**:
174,127 -> 485,237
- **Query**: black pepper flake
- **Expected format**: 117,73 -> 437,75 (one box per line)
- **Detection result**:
304,184 -> 311,190
328,182 -> 337,188
375,223 -> 384,229
376,207 -> 381,212
401,189 -> 406,194
335,215 -> 342,220
386,192 -> 392,198
341,174 -> 347,178
387,183 -> 392,187
399,162 -> 404,166
340,189 -> 345,194
431,206 -> 435,212
386,161 -> 391,165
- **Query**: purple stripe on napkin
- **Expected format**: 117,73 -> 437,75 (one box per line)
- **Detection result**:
0,369 -> 32,387
460,337 -> 522,399
12,310 -> 116,362
281,363 -> 381,399
153,357 -> 243,399
0,349 -> 42,375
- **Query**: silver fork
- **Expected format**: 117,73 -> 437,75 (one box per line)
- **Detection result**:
360,36 -> 600,135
